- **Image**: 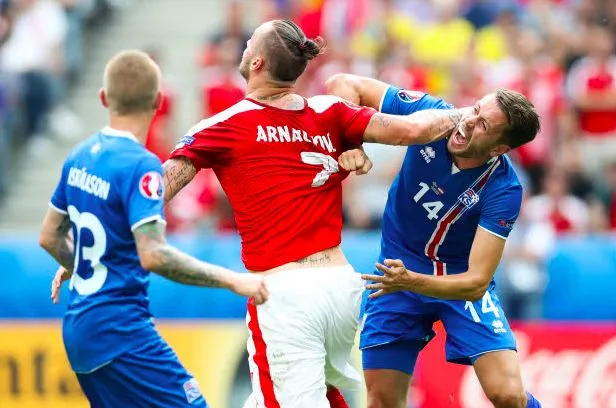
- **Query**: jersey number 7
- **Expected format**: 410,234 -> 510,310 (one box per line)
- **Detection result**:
301,152 -> 339,187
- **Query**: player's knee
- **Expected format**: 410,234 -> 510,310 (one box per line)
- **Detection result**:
366,384 -> 406,408
485,384 -> 527,408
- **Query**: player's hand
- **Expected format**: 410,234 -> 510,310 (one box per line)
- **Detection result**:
231,273 -> 269,305
51,266 -> 72,304
338,148 -> 373,175
362,259 -> 413,299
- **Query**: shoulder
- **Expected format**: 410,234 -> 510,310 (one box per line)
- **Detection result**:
483,157 -> 523,200
381,85 -> 454,115
307,95 -> 345,113
185,99 -> 265,137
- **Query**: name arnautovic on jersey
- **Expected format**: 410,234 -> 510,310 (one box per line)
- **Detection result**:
67,167 -> 110,200
256,125 -> 336,153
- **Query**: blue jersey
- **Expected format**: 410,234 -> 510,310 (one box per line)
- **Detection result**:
378,86 -> 523,276
49,127 -> 165,373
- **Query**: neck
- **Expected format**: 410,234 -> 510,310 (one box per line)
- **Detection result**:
245,77 -> 295,104
108,113 -> 153,144
453,154 -> 493,170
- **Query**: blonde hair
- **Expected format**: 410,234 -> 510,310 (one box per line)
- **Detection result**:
102,50 -> 161,115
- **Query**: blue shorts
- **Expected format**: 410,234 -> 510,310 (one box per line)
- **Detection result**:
360,281 -> 516,375
76,339 -> 208,408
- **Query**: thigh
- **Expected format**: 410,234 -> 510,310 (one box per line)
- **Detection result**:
324,271 -> 364,390
246,296 -> 329,408
80,340 -> 208,408
473,350 -> 525,400
360,290 -> 437,352
364,367 -> 412,408
437,284 -> 516,365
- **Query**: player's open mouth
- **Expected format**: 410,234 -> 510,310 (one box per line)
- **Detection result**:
451,124 -> 468,146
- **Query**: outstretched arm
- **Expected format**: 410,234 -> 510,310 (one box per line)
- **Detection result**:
327,73 -> 470,146
363,108 -> 467,146
162,157 -> 197,204
133,220 -> 269,303
326,73 -> 389,109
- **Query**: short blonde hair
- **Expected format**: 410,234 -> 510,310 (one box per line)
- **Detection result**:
103,50 -> 161,115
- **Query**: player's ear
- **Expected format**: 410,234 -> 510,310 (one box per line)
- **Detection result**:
153,90 -> 163,110
251,56 -> 264,72
99,88 -> 108,108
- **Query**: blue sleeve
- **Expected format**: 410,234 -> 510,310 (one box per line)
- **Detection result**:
49,160 -> 70,214
122,153 -> 166,231
379,86 -> 454,115
479,184 -> 523,239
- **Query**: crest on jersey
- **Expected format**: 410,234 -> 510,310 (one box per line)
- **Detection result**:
397,89 -> 425,103
498,219 -> 515,230
139,171 -> 164,200
174,135 -> 195,150
458,188 -> 480,209
183,378 -> 202,403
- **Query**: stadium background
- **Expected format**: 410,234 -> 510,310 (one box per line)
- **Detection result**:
0,0 -> 615,407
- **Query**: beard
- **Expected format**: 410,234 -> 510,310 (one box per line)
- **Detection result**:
238,57 -> 250,81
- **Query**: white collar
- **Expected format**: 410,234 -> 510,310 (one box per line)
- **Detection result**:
451,156 -> 497,175
101,126 -> 139,142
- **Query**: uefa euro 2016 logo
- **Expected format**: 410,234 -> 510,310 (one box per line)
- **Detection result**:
139,171 -> 164,200
458,188 -> 480,209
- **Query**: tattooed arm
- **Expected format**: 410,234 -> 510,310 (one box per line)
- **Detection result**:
133,220 -> 269,303
363,108 -> 468,146
162,157 -> 197,205
39,208 -> 74,271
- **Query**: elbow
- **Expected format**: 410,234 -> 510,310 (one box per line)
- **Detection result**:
139,251 -> 160,272
325,73 -> 349,94
38,233 -> 55,253
465,281 -> 490,302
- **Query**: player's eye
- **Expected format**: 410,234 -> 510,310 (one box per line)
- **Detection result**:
473,105 -> 479,114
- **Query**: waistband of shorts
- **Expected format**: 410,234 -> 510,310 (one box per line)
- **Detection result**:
263,264 -> 356,280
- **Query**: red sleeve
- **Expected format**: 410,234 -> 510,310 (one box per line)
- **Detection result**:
169,121 -> 233,170
336,100 -> 377,146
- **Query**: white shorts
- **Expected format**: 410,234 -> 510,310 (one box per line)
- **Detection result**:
242,265 -> 364,408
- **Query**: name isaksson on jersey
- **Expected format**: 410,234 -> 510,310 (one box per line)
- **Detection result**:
256,125 -> 336,153
67,167 -> 110,200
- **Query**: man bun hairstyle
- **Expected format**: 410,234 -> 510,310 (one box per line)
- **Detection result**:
495,88 -> 541,150
263,19 -> 325,82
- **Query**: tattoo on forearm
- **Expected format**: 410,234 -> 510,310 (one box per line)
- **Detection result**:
295,252 -> 332,267
134,221 -> 229,288
375,113 -> 391,128
163,158 -> 196,203
425,109 -> 463,141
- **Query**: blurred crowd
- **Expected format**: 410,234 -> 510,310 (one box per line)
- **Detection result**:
3,0 -> 616,319
156,0 -> 616,319
0,0 -> 121,201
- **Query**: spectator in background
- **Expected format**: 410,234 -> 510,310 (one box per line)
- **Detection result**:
595,161 -> 616,231
0,0 -> 68,141
566,21 -> 616,175
489,27 -> 567,192
198,0 -> 249,68
500,193 -> 554,320
524,166 -> 590,235
145,48 -> 176,163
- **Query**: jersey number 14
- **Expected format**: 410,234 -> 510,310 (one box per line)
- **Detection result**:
413,182 -> 444,220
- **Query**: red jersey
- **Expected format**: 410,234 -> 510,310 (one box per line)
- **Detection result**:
170,96 -> 376,271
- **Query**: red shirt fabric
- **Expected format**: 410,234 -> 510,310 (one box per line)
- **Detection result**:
567,56 -> 616,136
170,96 -> 376,271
